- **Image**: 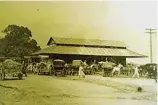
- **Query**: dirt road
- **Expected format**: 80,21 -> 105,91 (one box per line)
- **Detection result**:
0,75 -> 157,105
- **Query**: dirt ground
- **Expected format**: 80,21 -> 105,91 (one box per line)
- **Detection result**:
0,74 -> 157,105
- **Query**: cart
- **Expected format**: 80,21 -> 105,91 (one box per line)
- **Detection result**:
0,59 -> 23,80
98,61 -> 116,77
37,62 -> 52,75
53,59 -> 66,76
145,63 -> 157,78
71,60 -> 83,76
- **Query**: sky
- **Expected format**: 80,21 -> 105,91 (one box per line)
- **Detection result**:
0,1 -> 157,64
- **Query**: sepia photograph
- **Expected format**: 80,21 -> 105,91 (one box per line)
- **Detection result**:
0,0 -> 157,105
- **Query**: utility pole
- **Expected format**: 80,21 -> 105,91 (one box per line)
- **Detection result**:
145,28 -> 156,63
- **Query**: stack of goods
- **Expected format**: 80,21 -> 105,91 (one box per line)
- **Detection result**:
3,59 -> 22,73
99,61 -> 116,69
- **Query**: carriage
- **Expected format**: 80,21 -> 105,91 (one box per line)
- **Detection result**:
53,59 -> 66,76
31,55 -> 53,75
0,59 -> 23,80
90,63 -> 99,74
121,65 -> 132,76
98,61 -> 116,77
37,62 -> 52,75
144,63 -> 157,78
83,65 -> 94,75
84,67 -> 91,75
138,64 -> 146,76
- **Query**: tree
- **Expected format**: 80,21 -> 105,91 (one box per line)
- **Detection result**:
0,24 -> 41,57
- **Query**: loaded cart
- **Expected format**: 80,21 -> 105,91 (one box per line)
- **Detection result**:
98,61 -> 116,77
0,59 -> 23,80
71,60 -> 83,76
53,59 -> 66,76
37,62 -> 52,75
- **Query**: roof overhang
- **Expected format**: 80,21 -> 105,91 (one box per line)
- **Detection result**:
24,55 -> 49,59
32,45 -> 147,58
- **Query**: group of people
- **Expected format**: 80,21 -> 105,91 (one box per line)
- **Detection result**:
24,61 -> 52,74
78,61 -> 157,83
22,59 -> 157,83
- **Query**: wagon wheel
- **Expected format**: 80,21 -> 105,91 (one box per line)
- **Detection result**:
0,73 -> 5,81
2,73 -> 5,80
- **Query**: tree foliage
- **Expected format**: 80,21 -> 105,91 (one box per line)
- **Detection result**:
0,25 -> 41,57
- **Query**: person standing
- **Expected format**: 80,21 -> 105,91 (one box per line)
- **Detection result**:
78,63 -> 85,78
132,65 -> 140,78
83,60 -> 89,74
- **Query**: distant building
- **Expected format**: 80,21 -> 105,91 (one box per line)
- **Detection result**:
33,37 -> 146,65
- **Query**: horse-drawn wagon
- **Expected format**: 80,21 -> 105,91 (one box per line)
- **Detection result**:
98,61 -> 116,77
121,64 -> 133,76
53,59 -> 66,76
71,60 -> 83,76
84,66 -> 93,75
31,55 -> 52,75
37,62 -> 52,75
0,59 -> 23,80
144,63 -> 157,78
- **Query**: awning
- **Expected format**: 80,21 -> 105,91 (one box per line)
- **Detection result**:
33,45 -> 147,58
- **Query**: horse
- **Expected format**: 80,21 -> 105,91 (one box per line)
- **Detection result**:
111,64 -> 123,77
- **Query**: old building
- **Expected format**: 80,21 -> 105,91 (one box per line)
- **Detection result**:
33,37 -> 146,65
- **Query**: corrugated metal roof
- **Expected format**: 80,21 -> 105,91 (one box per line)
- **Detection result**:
48,37 -> 126,48
33,45 -> 146,58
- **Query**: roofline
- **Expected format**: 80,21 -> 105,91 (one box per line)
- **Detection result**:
53,36 -> 125,42
32,53 -> 147,58
47,36 -> 127,47
55,44 -> 126,49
